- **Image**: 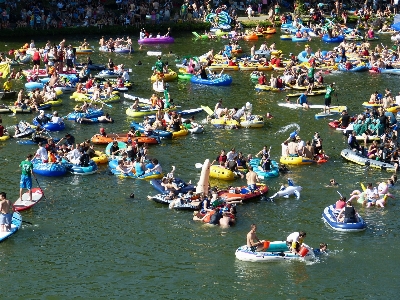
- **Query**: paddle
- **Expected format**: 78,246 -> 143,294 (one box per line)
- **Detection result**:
33,175 -> 49,202
96,98 -> 112,108
45,130 -> 53,139
13,217 -> 33,225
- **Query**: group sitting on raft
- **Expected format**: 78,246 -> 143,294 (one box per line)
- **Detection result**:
282,131 -> 328,161
99,36 -> 132,51
207,99 -> 254,124
31,131 -> 100,167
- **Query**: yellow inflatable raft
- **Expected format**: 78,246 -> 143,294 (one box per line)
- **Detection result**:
210,165 -> 235,180
238,63 -> 273,71
280,156 -> 316,165
150,70 -> 178,82
92,151 -> 108,164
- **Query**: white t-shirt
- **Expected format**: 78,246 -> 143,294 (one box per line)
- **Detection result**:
52,116 -> 62,123
152,164 -> 162,173
226,151 -> 236,161
36,146 -> 48,161
122,71 -> 130,81
365,187 -> 377,200
286,232 -> 300,243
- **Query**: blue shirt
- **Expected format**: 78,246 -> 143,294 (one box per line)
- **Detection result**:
299,93 -> 307,104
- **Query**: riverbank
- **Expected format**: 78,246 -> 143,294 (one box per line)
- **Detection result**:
0,20 -> 212,38
0,12 -> 387,38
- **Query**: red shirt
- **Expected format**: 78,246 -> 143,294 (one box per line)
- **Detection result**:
335,200 -> 346,210
33,51 -> 40,61
0,125 -> 4,137
85,79 -> 93,89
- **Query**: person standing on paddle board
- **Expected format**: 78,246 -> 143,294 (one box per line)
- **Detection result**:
0,192 -> 12,232
324,83 -> 336,114
19,154 -> 34,202
306,61 -> 315,94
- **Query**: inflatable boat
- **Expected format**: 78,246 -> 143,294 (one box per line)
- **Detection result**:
322,204 -> 367,232
150,178 -> 196,195
341,149 -> 395,171
235,242 -> 315,262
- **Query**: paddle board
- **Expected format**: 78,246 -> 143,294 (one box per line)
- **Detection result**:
200,105 -> 214,116
315,106 -> 347,119
153,81 -> 165,93
278,103 -> 346,110
147,51 -> 162,56
287,90 -> 327,97
13,187 -> 44,211
315,111 -> 341,119
0,212 -> 22,242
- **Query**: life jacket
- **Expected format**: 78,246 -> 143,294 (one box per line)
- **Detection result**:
48,151 -> 57,163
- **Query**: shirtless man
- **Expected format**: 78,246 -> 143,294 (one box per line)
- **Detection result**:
0,192 -> 12,232
99,36 -> 106,47
81,38 -> 90,49
246,166 -> 259,192
219,213 -> 231,228
246,224 -> 265,251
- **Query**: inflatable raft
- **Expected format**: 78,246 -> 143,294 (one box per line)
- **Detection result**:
341,149 -> 395,171
91,133 -> 160,145
249,159 -> 279,179
66,109 -> 104,121
190,74 -> 232,86
280,156 -> 317,165
322,204 -> 367,232
209,165 -> 236,180
91,151 -> 108,164
235,242 -> 315,262
218,183 -> 268,201
32,160 -> 68,177
138,37 -> 175,44
322,34 -> 344,43
150,70 -> 178,82
150,178 -> 196,195
130,121 -> 173,139
32,118 -> 65,132
65,160 -> 98,175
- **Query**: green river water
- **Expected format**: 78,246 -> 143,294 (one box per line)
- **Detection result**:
0,32 -> 399,299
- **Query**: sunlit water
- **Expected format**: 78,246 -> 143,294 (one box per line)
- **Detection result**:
0,32 -> 398,298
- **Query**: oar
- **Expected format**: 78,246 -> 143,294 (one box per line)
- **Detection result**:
337,190 -> 343,198
13,217 -> 33,225
33,175 -> 49,202
96,99 -> 112,108
45,130 -> 53,139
